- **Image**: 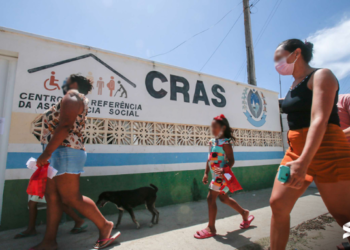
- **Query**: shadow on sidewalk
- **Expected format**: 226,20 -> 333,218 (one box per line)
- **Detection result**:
214,226 -> 262,249
107,187 -> 318,242
0,187 -> 319,250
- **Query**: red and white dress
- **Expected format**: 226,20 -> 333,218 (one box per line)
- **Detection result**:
208,138 -> 242,193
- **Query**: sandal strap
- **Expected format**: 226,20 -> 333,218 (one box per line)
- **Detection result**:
72,224 -> 88,230
97,237 -> 112,243
198,229 -> 211,236
197,230 -> 206,237
242,215 -> 254,223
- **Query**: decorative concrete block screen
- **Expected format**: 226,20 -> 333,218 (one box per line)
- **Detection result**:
32,117 -> 283,147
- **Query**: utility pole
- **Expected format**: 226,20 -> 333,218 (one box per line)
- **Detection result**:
243,0 -> 257,86
278,74 -> 282,98
279,74 -> 282,98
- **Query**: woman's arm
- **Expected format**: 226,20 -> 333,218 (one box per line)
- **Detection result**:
223,144 -> 235,167
342,96 -> 350,139
285,69 -> 338,189
344,127 -> 350,139
202,160 -> 210,184
37,91 -> 83,166
203,143 -> 211,184
204,160 -> 210,175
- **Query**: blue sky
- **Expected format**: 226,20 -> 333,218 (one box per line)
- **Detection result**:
1,0 -> 350,96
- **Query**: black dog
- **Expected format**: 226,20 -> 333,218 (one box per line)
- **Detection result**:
96,184 -> 159,229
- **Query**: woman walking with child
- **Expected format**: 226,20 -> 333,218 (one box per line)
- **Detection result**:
194,114 -> 254,239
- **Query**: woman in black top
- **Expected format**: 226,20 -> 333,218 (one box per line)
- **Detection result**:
269,39 -> 350,250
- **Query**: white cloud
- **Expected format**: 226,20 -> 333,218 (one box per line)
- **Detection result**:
307,17 -> 350,80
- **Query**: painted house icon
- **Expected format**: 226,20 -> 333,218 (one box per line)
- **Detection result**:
27,53 -> 137,88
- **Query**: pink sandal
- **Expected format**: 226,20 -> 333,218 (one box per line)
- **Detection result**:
240,215 -> 255,229
94,231 -> 121,249
194,229 -> 216,239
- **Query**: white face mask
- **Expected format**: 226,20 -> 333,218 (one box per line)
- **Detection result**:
275,51 -> 298,75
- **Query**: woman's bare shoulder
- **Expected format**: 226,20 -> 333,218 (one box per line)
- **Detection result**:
313,68 -> 338,89
316,68 -> 334,77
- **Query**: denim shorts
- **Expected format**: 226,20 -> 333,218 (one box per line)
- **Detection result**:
44,145 -> 87,176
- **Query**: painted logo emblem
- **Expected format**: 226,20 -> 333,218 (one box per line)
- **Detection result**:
242,87 -> 267,127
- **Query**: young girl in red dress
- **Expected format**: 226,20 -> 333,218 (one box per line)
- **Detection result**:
194,114 -> 254,239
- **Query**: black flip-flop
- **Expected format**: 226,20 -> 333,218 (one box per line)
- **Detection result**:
70,224 -> 88,234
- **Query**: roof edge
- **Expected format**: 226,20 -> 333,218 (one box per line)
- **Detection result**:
0,26 -> 278,95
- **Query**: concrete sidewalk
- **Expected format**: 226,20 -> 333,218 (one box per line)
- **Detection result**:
0,187 -> 345,250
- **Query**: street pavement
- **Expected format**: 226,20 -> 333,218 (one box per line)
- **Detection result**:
0,187 -> 346,250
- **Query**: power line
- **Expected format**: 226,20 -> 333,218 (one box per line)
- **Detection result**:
200,0 -> 262,72
233,0 -> 283,81
254,0 -> 283,46
149,8 -> 235,59
234,61 -> 246,80
251,0 -> 261,8
199,12 -> 243,71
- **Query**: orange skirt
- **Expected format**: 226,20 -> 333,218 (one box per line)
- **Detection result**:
281,124 -> 350,183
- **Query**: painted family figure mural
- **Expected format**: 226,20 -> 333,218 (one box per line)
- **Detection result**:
96,77 -> 104,95
114,81 -> 127,98
107,76 -> 115,97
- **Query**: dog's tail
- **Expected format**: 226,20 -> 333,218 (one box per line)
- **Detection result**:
150,184 -> 158,192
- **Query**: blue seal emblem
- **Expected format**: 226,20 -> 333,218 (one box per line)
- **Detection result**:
242,88 -> 267,127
